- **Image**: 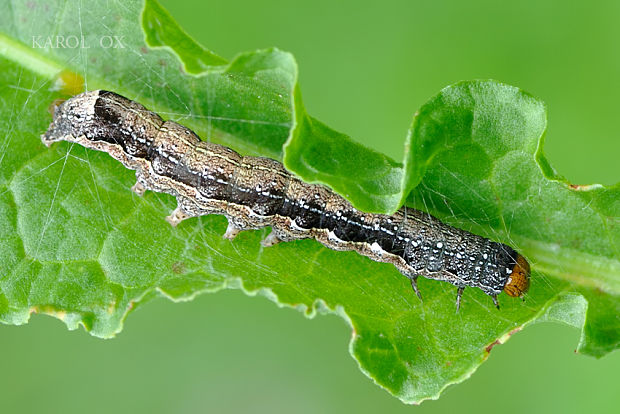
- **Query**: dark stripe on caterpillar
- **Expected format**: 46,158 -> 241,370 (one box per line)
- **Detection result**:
41,90 -> 531,310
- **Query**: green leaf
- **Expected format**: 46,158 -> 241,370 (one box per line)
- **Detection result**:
0,0 -> 618,404
141,0 -> 227,71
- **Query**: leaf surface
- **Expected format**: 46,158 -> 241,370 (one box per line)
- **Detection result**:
0,0 -> 618,403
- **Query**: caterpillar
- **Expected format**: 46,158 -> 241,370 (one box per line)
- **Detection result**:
41,90 -> 530,310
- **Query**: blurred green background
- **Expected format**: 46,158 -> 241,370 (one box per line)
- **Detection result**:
1,0 -> 619,412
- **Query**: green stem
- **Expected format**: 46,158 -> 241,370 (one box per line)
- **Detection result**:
0,32 -> 65,79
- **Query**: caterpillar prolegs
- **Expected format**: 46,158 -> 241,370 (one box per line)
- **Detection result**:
41,90 -> 531,310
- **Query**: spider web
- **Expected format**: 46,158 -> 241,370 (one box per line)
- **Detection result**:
1,0 -> 552,317
5,0 -> 620,407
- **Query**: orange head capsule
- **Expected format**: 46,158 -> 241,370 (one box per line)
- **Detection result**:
503,254 -> 530,297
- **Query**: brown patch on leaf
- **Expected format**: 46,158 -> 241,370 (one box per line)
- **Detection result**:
485,326 -> 523,354
568,183 -> 599,191
172,261 -> 186,274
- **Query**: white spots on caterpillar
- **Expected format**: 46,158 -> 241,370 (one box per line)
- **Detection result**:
436,242 -> 443,249
290,219 -> 309,233
370,242 -> 384,254
483,253 -> 488,260
380,226 -> 394,235
327,230 -> 342,242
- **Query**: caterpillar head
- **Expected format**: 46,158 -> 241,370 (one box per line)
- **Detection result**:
503,254 -> 530,298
